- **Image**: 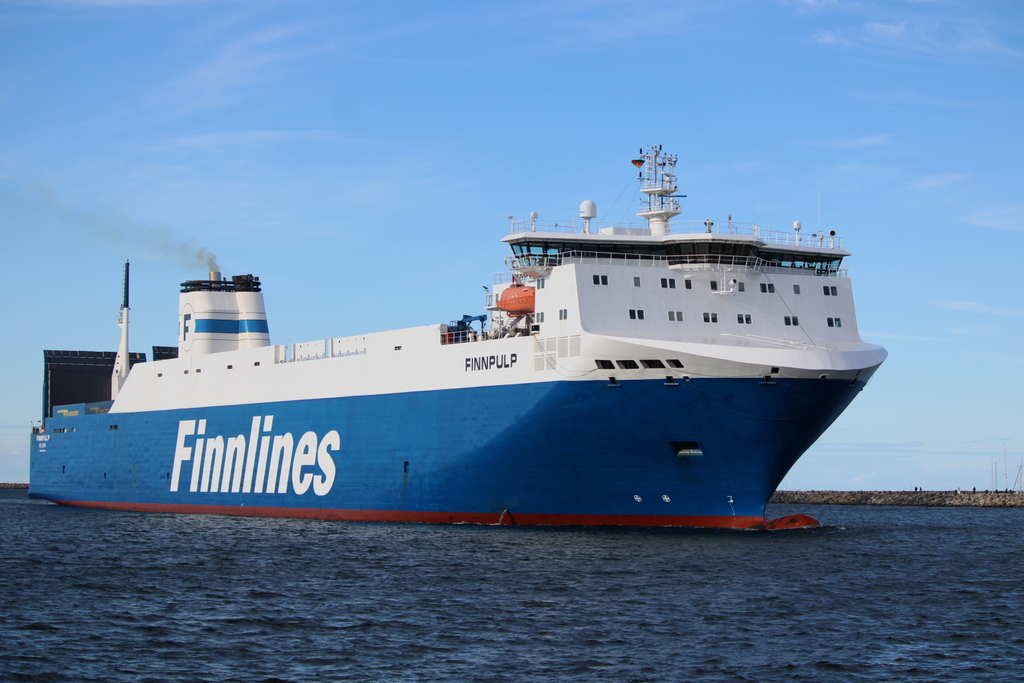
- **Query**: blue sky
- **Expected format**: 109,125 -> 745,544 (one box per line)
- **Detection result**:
1,0 -> 1022,490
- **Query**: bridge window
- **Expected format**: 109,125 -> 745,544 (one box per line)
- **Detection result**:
592,274 -> 608,285
823,285 -> 838,296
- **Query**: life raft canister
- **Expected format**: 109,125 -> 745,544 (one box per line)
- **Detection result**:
496,284 -> 535,315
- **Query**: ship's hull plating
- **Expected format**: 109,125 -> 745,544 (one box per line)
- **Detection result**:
30,376 -> 864,527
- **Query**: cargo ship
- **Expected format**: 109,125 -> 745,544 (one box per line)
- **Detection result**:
29,146 -> 886,528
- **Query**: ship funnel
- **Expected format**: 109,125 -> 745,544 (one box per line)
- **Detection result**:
178,274 -> 270,356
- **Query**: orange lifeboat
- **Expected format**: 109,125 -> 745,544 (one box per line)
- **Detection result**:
496,284 -> 535,315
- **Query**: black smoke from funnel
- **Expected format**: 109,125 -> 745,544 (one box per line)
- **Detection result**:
21,183 -> 220,273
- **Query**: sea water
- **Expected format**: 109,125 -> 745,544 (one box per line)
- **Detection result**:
2,489 -> 1022,682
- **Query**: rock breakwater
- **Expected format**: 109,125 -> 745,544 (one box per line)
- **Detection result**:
770,490 -> 1024,507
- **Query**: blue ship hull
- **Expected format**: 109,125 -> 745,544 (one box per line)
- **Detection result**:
30,377 -> 863,527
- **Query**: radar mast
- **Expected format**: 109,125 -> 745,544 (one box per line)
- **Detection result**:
635,145 -> 682,236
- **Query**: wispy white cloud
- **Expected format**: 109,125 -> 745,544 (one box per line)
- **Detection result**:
859,331 -> 949,342
908,173 -> 970,190
865,21 -> 908,40
936,301 -> 1024,316
808,9 -> 1024,61
171,130 -> 364,148
820,134 -> 891,148
148,23 -> 313,114
968,203 -> 1024,232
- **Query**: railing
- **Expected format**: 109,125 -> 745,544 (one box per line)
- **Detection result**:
507,250 -> 845,276
509,217 -> 844,250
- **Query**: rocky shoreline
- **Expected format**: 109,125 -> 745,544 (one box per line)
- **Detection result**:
1,483 -> 29,489
770,490 -> 1024,507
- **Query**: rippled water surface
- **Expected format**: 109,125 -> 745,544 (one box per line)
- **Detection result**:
2,490 -> 1023,682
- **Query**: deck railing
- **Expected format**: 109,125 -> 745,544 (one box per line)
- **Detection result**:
509,217 -> 844,250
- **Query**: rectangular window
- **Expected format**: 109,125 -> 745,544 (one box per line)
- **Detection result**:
637,309 -> 645,320
835,317 -> 841,327
641,359 -> 666,369
710,280 -> 718,291
593,274 -> 601,285
784,316 -> 792,326
792,316 -> 799,325
684,280 -> 692,290
668,311 -> 675,321
669,278 -> 676,288
760,283 -> 776,293
737,314 -> 745,324
744,314 -> 752,324
616,360 -> 639,369
633,277 -> 641,287
827,318 -> 834,327
661,278 -> 677,289
593,275 -> 608,285
737,282 -> 745,292
704,312 -> 710,322
666,359 -> 684,368
629,310 -> 636,319
673,311 -> 683,322
832,286 -> 838,296
595,360 -> 615,369
536,312 -> 545,322
601,275 -> 608,285
703,313 -> 718,323
661,278 -> 668,288
793,284 -> 801,294
828,317 -> 842,328
558,309 -> 568,320
824,285 -> 838,296
760,283 -> 767,293
536,278 -> 546,289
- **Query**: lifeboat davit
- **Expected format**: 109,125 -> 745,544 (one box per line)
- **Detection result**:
496,284 -> 535,315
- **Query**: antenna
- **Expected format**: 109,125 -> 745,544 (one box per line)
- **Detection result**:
122,260 -> 130,310
111,259 -> 132,400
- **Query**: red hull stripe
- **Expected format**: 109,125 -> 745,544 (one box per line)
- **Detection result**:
50,499 -> 766,529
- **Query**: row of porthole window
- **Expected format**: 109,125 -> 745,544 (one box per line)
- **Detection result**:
595,359 -> 686,370
536,310 -> 569,323
592,275 -> 838,298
